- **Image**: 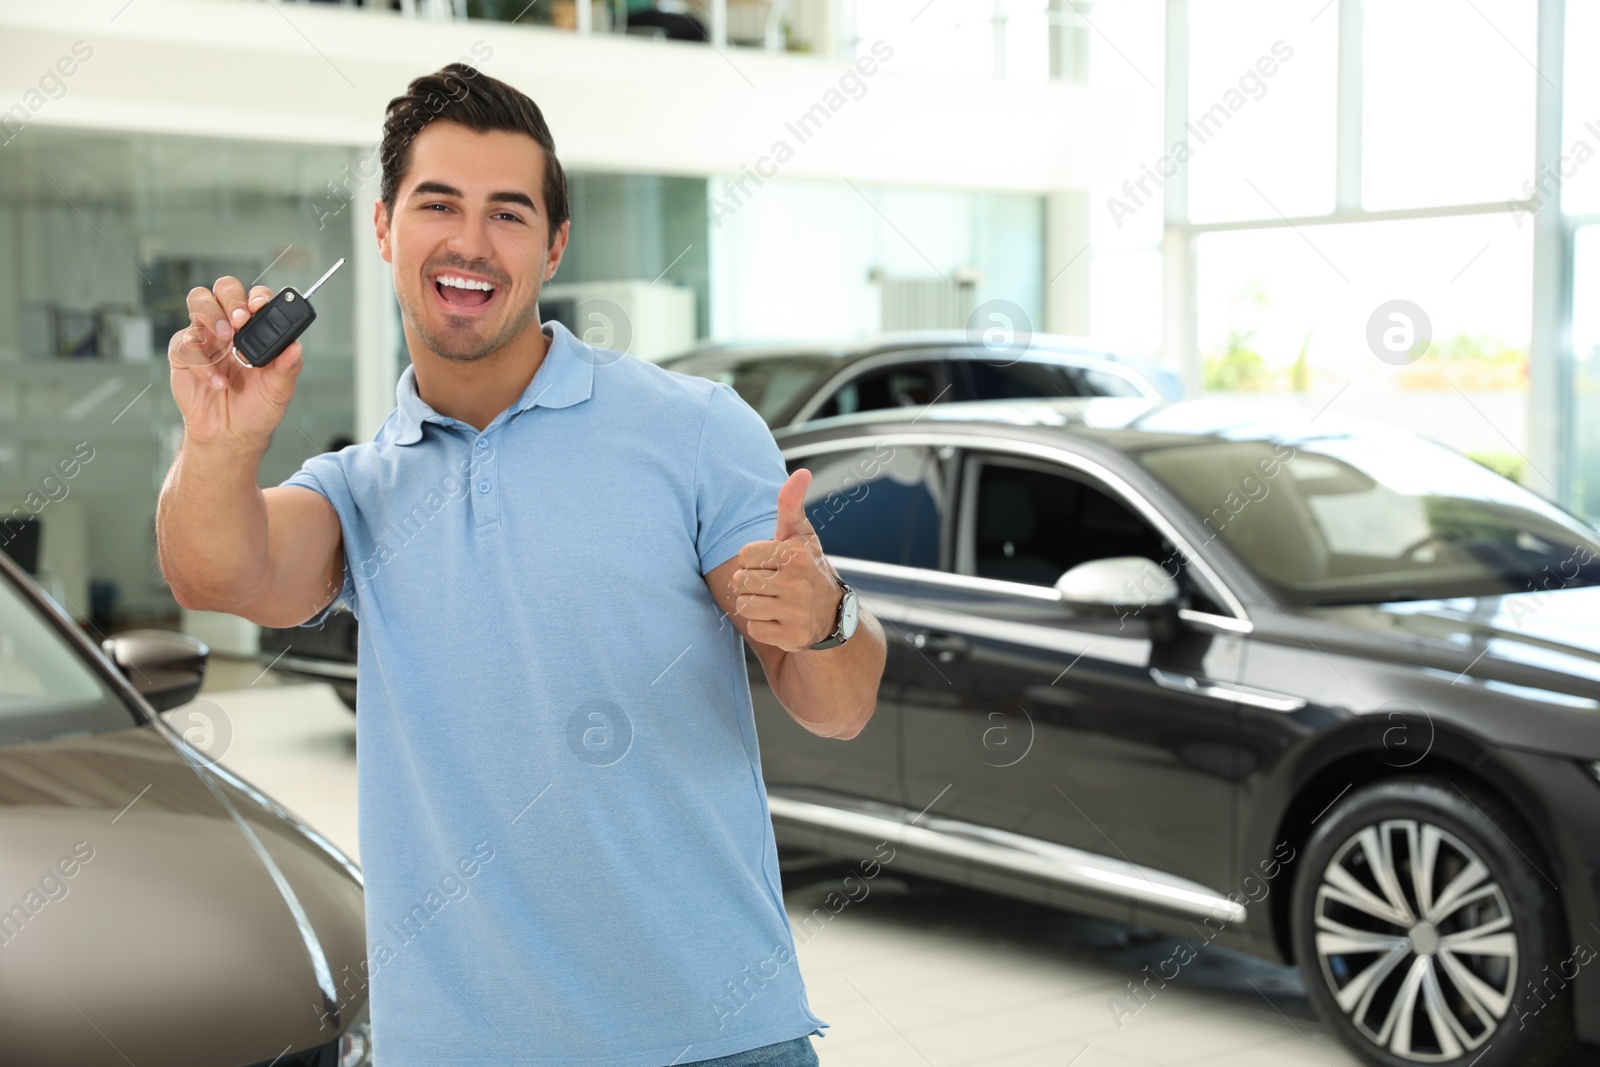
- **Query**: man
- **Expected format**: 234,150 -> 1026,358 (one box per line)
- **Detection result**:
156,63 -> 885,1067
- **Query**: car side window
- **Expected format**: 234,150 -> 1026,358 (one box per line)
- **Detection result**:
811,362 -> 942,419
1072,366 -> 1145,398
0,574 -> 138,744
954,453 -> 1223,613
789,444 -> 949,568
956,359 -> 1083,402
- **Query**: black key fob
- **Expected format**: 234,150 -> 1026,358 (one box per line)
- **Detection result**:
233,287 -> 314,368
231,257 -> 344,368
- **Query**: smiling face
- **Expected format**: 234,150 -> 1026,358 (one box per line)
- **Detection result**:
375,120 -> 569,364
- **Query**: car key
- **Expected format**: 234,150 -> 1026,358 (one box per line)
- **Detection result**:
231,257 -> 346,368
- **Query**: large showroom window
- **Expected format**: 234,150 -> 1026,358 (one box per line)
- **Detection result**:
1360,0 -> 1538,212
1184,0 -> 1338,224
1194,215 -> 1536,484
1141,0 -> 1598,516
1564,0 -> 1600,517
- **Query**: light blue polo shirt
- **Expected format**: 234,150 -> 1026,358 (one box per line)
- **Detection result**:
281,319 -> 828,1066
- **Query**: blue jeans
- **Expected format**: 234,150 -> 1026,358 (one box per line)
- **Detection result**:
676,1035 -> 819,1067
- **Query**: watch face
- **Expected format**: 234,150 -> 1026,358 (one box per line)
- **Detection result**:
840,589 -> 860,638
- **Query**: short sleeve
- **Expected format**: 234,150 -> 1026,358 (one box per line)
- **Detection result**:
280,452 -> 360,627
694,382 -> 787,575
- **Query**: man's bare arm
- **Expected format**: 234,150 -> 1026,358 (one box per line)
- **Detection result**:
701,468 -> 888,740
158,445 -> 343,628
156,275 -> 344,628
705,555 -> 884,739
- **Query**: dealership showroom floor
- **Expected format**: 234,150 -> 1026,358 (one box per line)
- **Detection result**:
189,661 -> 1360,1067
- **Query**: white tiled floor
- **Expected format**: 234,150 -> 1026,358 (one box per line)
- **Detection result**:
177,676 -> 1364,1067
781,879 -> 1360,1067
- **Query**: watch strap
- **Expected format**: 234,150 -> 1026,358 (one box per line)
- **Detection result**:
808,577 -> 854,650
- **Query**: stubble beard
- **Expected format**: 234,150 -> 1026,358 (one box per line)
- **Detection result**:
402,276 -> 546,364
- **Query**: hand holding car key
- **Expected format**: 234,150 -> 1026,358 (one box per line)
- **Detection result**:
165,258 -> 346,451
231,257 -> 346,367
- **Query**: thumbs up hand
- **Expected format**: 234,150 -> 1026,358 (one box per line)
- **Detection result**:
730,469 -> 845,652
772,468 -> 816,543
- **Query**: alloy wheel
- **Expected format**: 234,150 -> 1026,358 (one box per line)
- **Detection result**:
1313,818 -> 1518,1062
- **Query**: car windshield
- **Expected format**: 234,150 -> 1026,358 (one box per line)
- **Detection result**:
0,572 -> 139,745
1137,432 -> 1600,606
661,354 -> 840,426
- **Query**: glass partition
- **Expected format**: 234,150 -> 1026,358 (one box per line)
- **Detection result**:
0,128 -> 355,624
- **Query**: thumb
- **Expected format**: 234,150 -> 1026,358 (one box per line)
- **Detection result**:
774,468 -> 814,542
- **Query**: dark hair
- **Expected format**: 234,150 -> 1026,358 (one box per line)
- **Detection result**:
379,63 -> 570,245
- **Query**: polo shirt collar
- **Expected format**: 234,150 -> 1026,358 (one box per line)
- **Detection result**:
390,318 -> 595,446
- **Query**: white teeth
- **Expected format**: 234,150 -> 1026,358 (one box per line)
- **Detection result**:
437,275 -> 495,291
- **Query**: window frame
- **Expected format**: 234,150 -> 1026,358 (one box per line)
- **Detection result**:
791,351 -> 955,425
951,351 -> 1160,402
953,449 -> 1226,618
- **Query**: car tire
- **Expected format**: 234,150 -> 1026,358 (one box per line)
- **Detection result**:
1290,777 -> 1574,1067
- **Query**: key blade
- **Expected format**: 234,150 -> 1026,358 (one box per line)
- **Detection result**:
303,257 -> 346,299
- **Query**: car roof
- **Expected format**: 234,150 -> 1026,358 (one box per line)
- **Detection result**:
659,330 -> 1122,367
772,395 -> 1412,456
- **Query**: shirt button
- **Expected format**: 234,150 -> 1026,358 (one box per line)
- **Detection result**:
478,482 -> 490,494
476,438 -> 488,450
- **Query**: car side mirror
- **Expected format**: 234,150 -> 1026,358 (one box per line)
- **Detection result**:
1054,557 -> 1180,637
101,630 -> 209,712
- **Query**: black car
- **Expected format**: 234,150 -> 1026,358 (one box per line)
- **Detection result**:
755,396 -> 1600,1067
0,550 -> 370,1067
656,331 -> 1186,428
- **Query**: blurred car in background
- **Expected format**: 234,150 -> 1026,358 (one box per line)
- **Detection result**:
656,331 -> 1185,428
0,551 -> 369,1067
259,606 -> 358,713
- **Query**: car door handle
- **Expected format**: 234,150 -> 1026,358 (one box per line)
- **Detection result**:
912,632 -> 970,662
1149,668 -> 1306,713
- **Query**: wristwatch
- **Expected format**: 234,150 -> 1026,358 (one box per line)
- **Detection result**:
809,577 -> 860,650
